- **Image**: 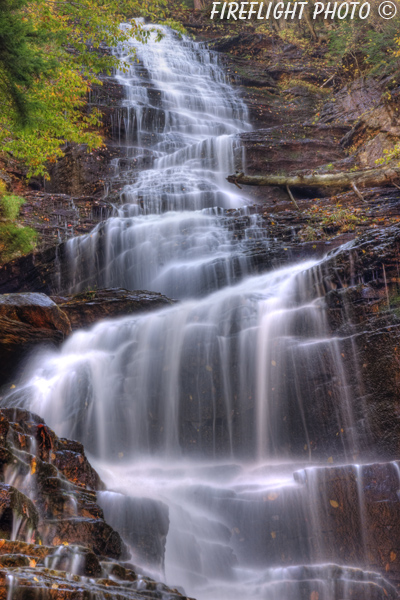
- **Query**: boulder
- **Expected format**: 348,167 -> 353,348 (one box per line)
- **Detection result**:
0,293 -> 70,334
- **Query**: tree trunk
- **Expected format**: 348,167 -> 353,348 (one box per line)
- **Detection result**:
227,167 -> 400,190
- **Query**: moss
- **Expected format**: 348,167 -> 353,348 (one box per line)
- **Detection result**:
0,222 -> 37,262
283,78 -> 332,97
0,194 -> 25,220
299,205 -> 364,242
0,190 -> 38,263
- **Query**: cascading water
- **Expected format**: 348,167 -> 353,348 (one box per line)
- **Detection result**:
11,263 -> 358,462
2,23 -> 392,600
62,21 -> 263,297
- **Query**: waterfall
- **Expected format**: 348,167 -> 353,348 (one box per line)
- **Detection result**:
63,22 -> 252,296
2,23 -> 384,600
10,262 -> 358,462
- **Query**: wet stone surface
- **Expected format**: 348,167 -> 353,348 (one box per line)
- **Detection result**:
50,287 -> 176,331
0,409 -> 191,600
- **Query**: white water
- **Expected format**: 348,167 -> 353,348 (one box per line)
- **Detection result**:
63,22 -> 252,296
65,210 -> 268,298
2,23 -> 386,600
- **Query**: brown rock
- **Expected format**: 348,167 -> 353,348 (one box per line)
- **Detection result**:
51,288 -> 176,331
39,518 -> 127,560
0,409 -> 104,491
0,293 -> 71,387
0,293 -> 70,335
0,484 -> 38,541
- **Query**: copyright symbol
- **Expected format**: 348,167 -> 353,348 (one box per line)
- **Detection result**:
378,0 -> 397,18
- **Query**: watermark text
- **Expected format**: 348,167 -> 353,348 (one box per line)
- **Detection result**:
210,1 -> 397,20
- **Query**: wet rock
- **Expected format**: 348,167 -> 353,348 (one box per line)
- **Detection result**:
40,518 -> 126,560
43,145 -> 117,198
181,460 -> 400,593
0,540 -> 61,561
0,287 -> 177,388
0,542 -> 101,577
0,554 -> 31,568
0,317 -> 65,388
0,484 -> 38,541
0,294 -> 70,335
0,409 -> 103,491
304,223 -> 400,457
0,293 -> 71,387
0,566 -> 194,600
0,409 -> 112,546
296,462 -> 400,585
51,288 -> 177,331
0,409 -> 192,600
19,191 -> 115,250
0,211 -> 336,299
98,492 -> 169,570
0,245 -> 62,295
260,564 -> 398,600
43,544 -> 102,577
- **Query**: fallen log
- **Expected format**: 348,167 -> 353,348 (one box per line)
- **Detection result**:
227,166 -> 400,191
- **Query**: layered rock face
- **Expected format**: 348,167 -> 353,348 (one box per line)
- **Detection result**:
307,224 -> 400,458
0,408 -> 185,600
201,460 -> 400,591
